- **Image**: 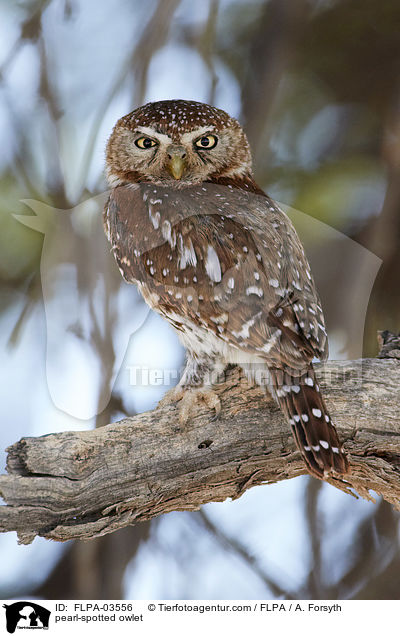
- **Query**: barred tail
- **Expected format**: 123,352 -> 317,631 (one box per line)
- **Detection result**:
271,365 -> 349,479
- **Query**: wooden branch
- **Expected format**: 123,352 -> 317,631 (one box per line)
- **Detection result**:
1,359 -> 400,544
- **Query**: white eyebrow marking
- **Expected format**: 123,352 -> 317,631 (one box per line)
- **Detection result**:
181,126 -> 216,143
135,126 -> 172,144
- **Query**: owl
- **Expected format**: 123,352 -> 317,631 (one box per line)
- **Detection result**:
104,99 -> 349,479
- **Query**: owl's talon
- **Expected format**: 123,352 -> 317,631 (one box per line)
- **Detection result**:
158,386 -> 185,408
159,386 -> 221,424
210,411 -> 221,423
178,387 -> 221,424
203,391 -> 221,420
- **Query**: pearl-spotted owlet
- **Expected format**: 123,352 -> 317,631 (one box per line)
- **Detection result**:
104,99 -> 349,479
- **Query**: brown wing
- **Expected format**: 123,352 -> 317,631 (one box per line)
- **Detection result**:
104,182 -> 328,369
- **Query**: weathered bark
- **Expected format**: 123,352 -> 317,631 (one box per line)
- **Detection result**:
1,359 -> 399,544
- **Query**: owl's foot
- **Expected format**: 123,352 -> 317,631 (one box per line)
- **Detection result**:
159,385 -> 221,424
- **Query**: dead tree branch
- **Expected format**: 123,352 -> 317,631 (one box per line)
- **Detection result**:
1,358 -> 399,544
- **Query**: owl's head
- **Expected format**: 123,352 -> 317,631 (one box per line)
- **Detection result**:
105,100 -> 253,187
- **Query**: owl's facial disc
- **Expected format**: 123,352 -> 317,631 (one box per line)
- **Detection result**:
126,126 -> 223,183
106,101 -> 253,187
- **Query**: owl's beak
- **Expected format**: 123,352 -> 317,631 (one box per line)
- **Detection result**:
167,147 -> 187,180
169,156 -> 185,180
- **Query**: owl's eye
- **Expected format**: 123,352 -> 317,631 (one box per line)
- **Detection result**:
135,137 -> 158,149
194,134 -> 218,149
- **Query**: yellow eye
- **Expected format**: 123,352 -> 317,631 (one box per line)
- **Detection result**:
135,137 -> 157,149
195,134 -> 218,149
